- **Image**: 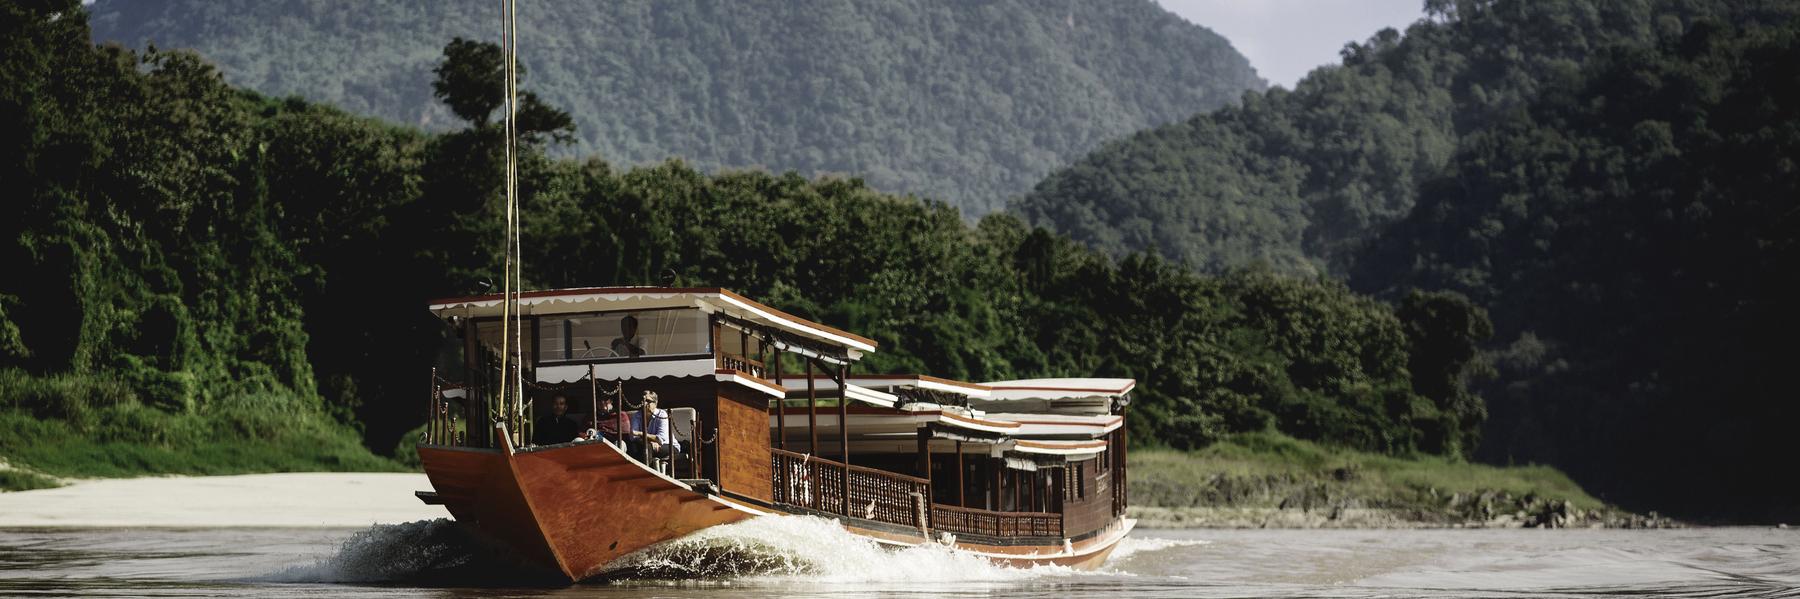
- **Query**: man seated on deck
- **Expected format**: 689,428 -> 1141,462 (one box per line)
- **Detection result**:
533,394 -> 581,445
610,315 -> 646,358
625,391 -> 680,461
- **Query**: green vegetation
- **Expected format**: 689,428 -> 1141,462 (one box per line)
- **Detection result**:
86,0 -> 1265,215
0,469 -> 60,492
1018,0 -> 1800,520
1,0 -> 1497,493
1132,432 -> 1599,513
1356,14 -> 1800,519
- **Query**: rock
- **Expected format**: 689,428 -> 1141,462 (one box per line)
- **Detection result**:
1778,523 -> 1788,530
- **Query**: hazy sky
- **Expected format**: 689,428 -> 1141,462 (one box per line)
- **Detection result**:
1155,0 -> 1428,88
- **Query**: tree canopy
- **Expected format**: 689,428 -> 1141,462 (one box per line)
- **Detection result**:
87,0 -> 1266,215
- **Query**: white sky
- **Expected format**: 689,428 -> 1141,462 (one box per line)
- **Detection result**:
1155,0 -> 1428,88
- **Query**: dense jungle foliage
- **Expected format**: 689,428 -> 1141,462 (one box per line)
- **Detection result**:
1019,0 -> 1800,520
85,0 -> 1266,215
1,1 -> 1487,485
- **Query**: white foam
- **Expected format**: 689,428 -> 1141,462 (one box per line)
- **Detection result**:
1107,536 -> 1212,562
608,515 -> 1090,583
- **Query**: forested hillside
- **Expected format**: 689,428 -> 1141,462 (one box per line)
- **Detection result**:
85,0 -> 1265,215
1018,0 -> 1800,520
1356,17 -> 1800,520
3,0 -> 1486,488
1014,0 -> 1798,273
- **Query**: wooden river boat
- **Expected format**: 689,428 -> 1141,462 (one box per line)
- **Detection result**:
415,287 -> 1135,581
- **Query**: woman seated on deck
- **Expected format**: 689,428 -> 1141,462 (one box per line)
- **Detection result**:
625,391 -> 680,461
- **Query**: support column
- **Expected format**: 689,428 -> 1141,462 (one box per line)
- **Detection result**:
954,440 -> 965,507
773,346 -> 785,451
837,362 -> 850,516
916,427 -> 931,491
805,359 -> 818,458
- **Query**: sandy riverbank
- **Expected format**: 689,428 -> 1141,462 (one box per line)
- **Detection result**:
0,473 -> 446,528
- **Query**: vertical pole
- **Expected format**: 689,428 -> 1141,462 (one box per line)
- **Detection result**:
916,427 -> 931,496
991,457 -> 1002,510
837,362 -> 850,516
954,440 -> 965,507
806,359 -> 818,458
461,319 -> 481,447
640,396 -> 651,465
773,345 -> 785,451
589,364 -> 597,439
427,367 -> 437,445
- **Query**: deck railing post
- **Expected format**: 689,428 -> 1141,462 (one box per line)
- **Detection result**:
837,362 -> 849,516
806,359 -> 818,463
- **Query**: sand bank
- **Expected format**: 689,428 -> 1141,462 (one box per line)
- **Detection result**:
0,473 -> 446,528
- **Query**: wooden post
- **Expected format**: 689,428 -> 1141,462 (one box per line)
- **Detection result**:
806,359 -> 818,459
954,440 -> 964,507
427,367 -> 438,445
991,457 -> 1002,510
640,396 -> 651,465
461,319 -> 482,448
916,427 -> 931,495
773,346 -> 786,451
837,362 -> 849,516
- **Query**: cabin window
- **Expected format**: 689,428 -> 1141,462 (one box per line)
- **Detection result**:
534,309 -> 711,363
473,319 -> 535,367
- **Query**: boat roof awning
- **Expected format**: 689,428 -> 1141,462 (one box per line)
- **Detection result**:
981,412 -> 1123,439
967,378 -> 1134,415
426,287 -> 877,355
1009,439 -> 1108,461
785,374 -> 991,401
772,406 -> 1021,438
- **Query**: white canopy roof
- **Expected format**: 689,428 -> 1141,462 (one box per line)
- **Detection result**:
428,287 -> 878,355
968,378 -> 1134,415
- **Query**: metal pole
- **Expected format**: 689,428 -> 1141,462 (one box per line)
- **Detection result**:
837,362 -> 849,516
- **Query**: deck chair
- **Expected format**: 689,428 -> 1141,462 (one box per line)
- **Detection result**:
664,407 -> 697,477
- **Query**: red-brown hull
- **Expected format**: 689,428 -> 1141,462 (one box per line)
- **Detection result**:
420,439 -> 1130,581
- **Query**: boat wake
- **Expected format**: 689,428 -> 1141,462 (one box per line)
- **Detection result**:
258,519 -> 561,586
602,515 -> 1082,583
262,515 -> 1127,586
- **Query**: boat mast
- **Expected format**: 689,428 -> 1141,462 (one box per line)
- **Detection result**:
496,0 -> 526,446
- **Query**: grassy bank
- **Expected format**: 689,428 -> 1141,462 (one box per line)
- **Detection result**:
1127,432 -> 1657,528
0,371 -> 403,491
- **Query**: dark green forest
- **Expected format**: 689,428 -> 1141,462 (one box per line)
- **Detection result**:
1018,0 -> 1799,520
85,0 -> 1266,215
1,1 -> 1487,490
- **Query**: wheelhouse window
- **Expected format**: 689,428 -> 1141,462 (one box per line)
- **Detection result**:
535,309 -> 710,363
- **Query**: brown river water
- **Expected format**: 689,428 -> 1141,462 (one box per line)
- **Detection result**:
2,516 -> 1796,598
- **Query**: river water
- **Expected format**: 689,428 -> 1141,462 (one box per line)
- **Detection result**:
2,517 -> 1796,598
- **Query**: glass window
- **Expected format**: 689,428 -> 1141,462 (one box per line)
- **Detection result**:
535,309 -> 710,363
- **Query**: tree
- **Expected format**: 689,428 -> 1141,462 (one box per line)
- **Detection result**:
431,37 -> 574,144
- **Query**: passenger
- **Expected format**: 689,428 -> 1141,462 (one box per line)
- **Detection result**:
610,315 -> 646,358
533,394 -> 581,445
626,391 -> 680,460
593,396 -> 630,446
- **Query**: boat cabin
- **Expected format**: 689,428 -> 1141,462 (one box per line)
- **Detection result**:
420,286 -> 1132,563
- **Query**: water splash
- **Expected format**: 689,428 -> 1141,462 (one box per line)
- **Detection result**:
603,515 -> 1085,583
258,519 -> 558,586
261,515 -> 1119,586
1107,536 -> 1212,562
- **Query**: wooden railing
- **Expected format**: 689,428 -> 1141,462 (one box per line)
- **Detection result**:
930,504 -> 1063,538
770,448 -> 930,529
718,352 -> 765,378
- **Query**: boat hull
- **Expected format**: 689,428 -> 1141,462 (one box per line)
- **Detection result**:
419,439 -> 1130,581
